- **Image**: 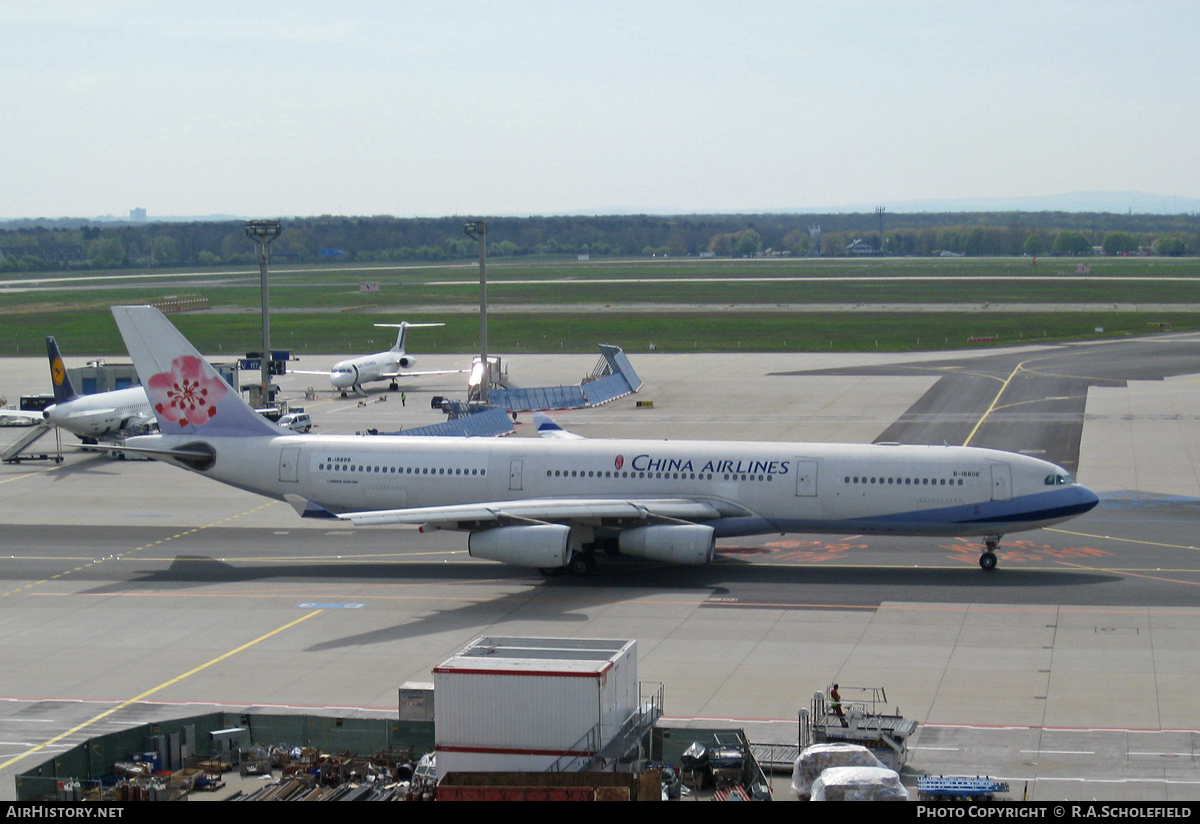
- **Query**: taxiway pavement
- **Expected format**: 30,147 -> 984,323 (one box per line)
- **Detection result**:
2,336 -> 1200,801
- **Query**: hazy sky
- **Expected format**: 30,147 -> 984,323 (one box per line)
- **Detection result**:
4,1 -> 1197,218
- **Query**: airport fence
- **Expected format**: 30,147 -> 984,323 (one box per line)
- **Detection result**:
14,711 -> 434,802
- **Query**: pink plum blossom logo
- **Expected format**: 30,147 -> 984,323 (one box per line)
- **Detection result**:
148,355 -> 228,429
614,455 -> 624,470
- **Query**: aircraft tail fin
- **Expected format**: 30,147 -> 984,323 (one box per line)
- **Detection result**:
111,306 -> 281,438
375,321 -> 445,353
45,336 -> 79,404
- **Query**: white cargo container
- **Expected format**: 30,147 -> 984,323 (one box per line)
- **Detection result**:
434,636 -> 638,775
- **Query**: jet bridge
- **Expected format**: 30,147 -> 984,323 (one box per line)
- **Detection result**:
387,344 -> 642,438
488,344 -> 642,413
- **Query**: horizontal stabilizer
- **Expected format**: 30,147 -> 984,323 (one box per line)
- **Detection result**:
0,409 -> 48,422
100,442 -> 214,463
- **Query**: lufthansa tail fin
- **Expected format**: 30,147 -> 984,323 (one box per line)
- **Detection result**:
45,336 -> 80,404
374,321 -> 445,353
111,306 -> 281,438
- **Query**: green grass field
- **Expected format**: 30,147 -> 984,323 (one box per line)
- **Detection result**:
1,256 -> 1197,356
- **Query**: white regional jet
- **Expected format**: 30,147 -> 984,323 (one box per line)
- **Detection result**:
5,336 -> 156,443
111,305 -> 1099,574
293,321 -> 464,397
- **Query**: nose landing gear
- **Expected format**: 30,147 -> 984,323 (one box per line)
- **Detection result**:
979,535 -> 1001,571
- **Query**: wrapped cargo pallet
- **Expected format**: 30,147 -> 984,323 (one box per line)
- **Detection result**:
791,742 -> 886,800
810,766 -> 908,801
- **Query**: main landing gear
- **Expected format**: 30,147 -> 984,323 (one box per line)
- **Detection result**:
539,552 -> 596,577
979,535 -> 1002,571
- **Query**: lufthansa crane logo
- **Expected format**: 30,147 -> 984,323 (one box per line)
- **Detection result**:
51,357 -> 66,386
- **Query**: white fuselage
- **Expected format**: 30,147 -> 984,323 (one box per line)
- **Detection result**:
329,351 -> 412,391
137,433 -> 1099,539
45,387 -> 155,440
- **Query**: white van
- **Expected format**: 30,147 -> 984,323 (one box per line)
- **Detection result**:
277,412 -> 312,432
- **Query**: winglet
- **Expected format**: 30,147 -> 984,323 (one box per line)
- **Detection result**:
284,494 -> 338,519
534,411 -> 585,440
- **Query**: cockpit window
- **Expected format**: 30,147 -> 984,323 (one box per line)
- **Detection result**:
1044,473 -> 1075,486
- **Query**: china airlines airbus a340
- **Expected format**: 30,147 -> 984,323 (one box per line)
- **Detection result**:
111,305 -> 1099,574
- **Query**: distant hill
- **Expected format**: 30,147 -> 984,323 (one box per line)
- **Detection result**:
805,191 -> 1200,215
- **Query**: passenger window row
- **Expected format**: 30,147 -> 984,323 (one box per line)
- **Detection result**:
844,476 -> 964,486
547,469 -> 713,480
544,469 -> 773,483
318,463 -> 485,476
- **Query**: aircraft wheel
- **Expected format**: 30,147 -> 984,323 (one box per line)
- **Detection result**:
568,553 -> 595,576
54,456 -> 64,464
980,552 -> 998,571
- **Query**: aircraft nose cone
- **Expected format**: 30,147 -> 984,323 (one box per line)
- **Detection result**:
1078,485 -> 1100,513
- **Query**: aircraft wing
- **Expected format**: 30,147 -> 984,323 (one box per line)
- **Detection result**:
377,368 -> 468,378
288,496 -> 745,531
290,369 -> 332,377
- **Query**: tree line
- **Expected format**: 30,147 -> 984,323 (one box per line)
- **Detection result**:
0,211 -> 1196,272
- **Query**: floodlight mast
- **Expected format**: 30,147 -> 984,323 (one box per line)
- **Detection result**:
245,220 -> 282,403
464,221 -> 488,402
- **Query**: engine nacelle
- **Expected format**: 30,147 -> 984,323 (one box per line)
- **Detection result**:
618,524 -> 715,565
468,524 -> 571,568
397,355 -> 414,369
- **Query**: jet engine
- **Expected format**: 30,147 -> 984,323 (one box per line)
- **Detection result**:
468,524 -> 571,568
397,355 -> 414,369
618,524 -> 715,565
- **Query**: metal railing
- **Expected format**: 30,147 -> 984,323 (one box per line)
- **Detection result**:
546,681 -> 665,774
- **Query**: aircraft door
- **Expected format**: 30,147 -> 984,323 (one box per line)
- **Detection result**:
279,447 -> 300,483
509,459 -> 524,491
794,459 -> 818,497
990,463 -> 1012,501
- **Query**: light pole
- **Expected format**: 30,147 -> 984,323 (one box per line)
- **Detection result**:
245,219 -> 282,404
464,221 -> 488,403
